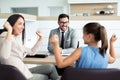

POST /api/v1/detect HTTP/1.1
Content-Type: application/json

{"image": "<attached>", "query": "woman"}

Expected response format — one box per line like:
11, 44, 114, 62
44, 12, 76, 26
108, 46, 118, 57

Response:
0, 14, 59, 80
50, 22, 116, 69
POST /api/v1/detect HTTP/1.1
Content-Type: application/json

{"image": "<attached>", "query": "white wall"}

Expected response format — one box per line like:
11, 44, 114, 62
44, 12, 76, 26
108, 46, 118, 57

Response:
0, 0, 120, 16
117, 0, 120, 15
0, 0, 69, 16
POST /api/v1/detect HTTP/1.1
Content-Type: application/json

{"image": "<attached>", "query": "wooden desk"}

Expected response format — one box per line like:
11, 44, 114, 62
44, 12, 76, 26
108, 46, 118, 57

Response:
24, 56, 56, 64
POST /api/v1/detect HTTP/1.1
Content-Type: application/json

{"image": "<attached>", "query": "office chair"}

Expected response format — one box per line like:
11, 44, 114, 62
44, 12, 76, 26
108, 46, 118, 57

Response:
60, 66, 120, 80
0, 29, 5, 34
0, 64, 27, 80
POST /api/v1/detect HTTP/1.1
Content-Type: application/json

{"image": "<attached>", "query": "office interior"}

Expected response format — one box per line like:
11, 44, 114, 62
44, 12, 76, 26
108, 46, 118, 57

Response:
0, 0, 120, 68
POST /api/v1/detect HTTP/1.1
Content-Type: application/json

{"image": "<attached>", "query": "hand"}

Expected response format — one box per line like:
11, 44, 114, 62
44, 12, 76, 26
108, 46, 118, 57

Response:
110, 34, 117, 43
50, 34, 59, 45
36, 30, 43, 41
3, 22, 12, 32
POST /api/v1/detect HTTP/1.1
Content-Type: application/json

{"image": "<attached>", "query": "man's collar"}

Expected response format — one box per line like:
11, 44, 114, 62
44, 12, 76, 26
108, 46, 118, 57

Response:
59, 27, 69, 33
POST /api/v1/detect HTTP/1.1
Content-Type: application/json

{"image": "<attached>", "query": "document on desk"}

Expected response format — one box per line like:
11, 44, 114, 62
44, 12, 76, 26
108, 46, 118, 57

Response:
61, 48, 75, 56
49, 51, 74, 56
61, 53, 71, 56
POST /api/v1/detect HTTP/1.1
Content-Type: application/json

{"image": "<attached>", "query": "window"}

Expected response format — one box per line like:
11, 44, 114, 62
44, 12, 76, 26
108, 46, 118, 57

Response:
11, 7, 38, 16
49, 6, 63, 16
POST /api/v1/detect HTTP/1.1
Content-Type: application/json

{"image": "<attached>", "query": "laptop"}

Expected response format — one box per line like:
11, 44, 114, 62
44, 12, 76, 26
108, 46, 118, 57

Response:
26, 51, 49, 58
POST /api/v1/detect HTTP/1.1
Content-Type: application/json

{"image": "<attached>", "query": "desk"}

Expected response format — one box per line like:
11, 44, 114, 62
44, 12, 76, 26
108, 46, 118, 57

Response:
24, 56, 56, 64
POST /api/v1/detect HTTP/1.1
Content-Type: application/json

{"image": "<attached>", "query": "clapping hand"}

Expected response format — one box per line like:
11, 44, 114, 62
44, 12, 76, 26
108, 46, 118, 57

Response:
110, 34, 117, 43
36, 30, 43, 41
50, 34, 62, 53
3, 22, 12, 33
50, 34, 59, 45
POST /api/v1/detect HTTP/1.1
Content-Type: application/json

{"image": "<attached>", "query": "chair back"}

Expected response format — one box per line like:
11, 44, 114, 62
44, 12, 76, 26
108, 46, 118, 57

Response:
61, 67, 120, 80
0, 64, 27, 80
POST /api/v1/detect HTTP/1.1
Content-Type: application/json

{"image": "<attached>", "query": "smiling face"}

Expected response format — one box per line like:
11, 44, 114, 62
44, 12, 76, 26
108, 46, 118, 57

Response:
13, 17, 25, 36
58, 17, 69, 31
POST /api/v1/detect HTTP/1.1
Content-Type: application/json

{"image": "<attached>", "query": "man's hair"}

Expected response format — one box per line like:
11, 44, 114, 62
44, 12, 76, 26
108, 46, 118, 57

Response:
58, 13, 69, 22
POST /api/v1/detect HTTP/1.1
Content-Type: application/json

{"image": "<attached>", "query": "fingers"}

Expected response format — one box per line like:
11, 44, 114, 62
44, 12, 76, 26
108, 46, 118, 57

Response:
52, 34, 58, 39
3, 22, 12, 32
36, 30, 43, 38
112, 34, 116, 38
50, 34, 59, 44
112, 34, 117, 40
4, 22, 10, 28
110, 34, 117, 42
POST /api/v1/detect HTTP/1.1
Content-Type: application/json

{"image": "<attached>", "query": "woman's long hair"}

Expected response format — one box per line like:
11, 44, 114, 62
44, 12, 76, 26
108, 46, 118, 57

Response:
1, 14, 25, 44
83, 22, 108, 56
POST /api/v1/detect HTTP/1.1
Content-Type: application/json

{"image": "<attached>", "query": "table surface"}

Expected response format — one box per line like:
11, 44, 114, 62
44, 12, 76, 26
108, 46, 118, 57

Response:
24, 55, 57, 64
23, 51, 68, 64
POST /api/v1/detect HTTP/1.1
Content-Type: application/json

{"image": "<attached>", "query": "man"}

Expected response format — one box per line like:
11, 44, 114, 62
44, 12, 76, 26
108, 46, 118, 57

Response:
48, 13, 79, 75
48, 13, 79, 55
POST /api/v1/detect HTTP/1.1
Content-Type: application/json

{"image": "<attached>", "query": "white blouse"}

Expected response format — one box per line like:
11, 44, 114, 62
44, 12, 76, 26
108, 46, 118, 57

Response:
0, 32, 41, 79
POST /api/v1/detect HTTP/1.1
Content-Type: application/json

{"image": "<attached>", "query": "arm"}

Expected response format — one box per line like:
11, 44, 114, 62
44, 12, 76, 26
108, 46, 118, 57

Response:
4, 22, 12, 40
25, 30, 43, 55
108, 34, 117, 64
31, 30, 43, 51
50, 34, 81, 68
0, 22, 12, 59
47, 30, 54, 54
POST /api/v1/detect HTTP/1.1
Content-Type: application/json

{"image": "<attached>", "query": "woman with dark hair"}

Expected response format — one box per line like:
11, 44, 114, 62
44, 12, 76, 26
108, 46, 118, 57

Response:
50, 22, 117, 69
0, 14, 59, 80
